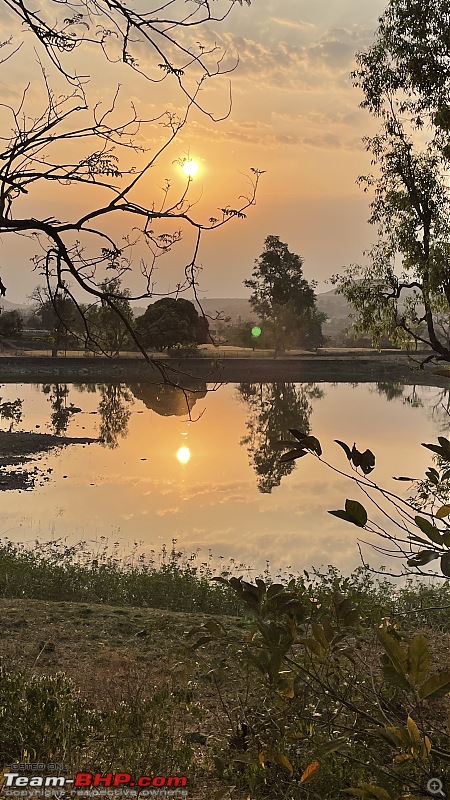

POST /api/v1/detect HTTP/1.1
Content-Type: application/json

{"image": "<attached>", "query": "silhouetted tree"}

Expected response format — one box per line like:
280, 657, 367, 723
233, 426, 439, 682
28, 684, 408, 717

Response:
0, 310, 23, 339
85, 278, 134, 356
0, 0, 260, 364
332, 0, 450, 363
244, 236, 326, 354
135, 298, 209, 351
32, 288, 85, 357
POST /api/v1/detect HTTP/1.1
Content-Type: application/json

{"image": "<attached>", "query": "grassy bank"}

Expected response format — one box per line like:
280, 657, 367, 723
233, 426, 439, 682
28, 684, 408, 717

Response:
1, 541, 449, 799
1, 539, 450, 627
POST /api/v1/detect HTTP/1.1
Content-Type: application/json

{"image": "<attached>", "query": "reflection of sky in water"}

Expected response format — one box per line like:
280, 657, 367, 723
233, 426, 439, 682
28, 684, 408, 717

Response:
0, 382, 447, 576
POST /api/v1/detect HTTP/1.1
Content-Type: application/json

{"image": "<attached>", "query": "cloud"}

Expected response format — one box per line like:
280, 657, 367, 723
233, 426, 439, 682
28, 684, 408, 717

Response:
201, 24, 374, 91
269, 17, 316, 32
155, 507, 181, 517
187, 116, 361, 151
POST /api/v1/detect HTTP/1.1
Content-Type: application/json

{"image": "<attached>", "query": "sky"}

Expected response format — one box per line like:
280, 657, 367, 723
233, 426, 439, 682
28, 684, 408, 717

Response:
0, 0, 388, 305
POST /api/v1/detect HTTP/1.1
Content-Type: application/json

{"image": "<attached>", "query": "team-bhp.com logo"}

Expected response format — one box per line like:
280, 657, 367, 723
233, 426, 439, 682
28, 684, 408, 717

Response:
2, 772, 188, 792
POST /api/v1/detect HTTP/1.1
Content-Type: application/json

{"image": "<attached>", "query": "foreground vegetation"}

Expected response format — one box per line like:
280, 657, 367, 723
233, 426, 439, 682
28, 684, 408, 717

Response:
0, 542, 449, 799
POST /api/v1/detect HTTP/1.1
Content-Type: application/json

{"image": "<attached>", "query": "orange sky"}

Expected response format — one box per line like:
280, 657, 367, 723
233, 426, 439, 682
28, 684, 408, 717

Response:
1, 0, 388, 305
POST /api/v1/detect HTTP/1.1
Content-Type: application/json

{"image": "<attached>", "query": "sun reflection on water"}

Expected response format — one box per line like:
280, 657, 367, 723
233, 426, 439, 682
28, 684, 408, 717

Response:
176, 446, 191, 464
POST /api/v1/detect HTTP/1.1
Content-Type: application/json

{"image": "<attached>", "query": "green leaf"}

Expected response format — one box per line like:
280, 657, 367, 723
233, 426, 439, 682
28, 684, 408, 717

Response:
299, 435, 322, 456
289, 428, 308, 441
414, 516, 444, 544
316, 737, 349, 757
422, 438, 450, 461
329, 499, 367, 528
344, 785, 393, 800
266, 583, 285, 598
359, 449, 376, 474
345, 499, 368, 526
302, 636, 327, 658
419, 671, 450, 699
436, 505, 450, 519
279, 448, 307, 463
407, 635, 429, 686
407, 550, 439, 567
335, 439, 352, 460
273, 751, 293, 775
376, 628, 407, 679
312, 623, 329, 650
333, 592, 360, 625
441, 552, 450, 577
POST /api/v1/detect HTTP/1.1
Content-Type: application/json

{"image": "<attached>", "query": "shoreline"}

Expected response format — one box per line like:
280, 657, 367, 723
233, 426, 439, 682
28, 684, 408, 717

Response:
0, 352, 448, 386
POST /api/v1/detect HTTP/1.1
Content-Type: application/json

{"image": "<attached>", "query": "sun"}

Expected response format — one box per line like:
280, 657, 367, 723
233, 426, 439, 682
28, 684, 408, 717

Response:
182, 160, 199, 178
176, 446, 191, 464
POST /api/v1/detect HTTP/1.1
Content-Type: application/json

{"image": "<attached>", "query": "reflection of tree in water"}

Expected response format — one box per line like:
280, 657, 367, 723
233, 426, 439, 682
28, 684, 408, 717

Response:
374, 382, 450, 431
237, 383, 324, 493
42, 384, 81, 435
374, 382, 405, 402
128, 380, 207, 417
72, 383, 134, 448
98, 385, 134, 449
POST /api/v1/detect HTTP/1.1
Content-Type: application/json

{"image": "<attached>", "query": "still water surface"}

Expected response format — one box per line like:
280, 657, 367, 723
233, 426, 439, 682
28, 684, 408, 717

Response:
0, 380, 447, 575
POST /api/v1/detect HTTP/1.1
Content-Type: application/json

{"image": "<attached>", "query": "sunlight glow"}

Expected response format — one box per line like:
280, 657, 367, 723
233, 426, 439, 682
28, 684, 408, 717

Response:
182, 160, 199, 177
176, 446, 191, 464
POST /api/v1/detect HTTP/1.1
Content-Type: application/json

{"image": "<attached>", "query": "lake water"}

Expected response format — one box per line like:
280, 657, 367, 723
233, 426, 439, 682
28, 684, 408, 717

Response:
0, 380, 447, 576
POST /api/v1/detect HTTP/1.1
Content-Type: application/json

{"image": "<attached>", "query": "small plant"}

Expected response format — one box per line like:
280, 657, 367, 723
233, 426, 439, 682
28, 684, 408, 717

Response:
278, 430, 450, 580
189, 577, 450, 799
0, 666, 95, 763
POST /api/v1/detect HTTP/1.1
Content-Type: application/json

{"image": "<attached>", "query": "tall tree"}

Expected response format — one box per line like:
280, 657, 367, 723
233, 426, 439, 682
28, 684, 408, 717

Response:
31, 286, 85, 357
85, 278, 134, 356
0, 310, 23, 339
244, 236, 325, 354
332, 0, 450, 362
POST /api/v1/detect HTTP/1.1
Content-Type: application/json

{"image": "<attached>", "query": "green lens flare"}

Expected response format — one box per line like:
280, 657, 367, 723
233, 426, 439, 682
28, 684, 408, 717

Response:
251, 326, 262, 338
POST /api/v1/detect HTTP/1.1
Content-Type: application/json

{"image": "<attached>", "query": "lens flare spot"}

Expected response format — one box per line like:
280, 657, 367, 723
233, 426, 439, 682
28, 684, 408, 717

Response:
251, 326, 262, 338
176, 446, 191, 464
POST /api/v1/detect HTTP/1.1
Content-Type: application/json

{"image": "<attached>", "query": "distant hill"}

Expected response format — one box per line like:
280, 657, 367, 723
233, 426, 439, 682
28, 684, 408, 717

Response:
316, 289, 353, 339
0, 299, 31, 314
198, 298, 254, 323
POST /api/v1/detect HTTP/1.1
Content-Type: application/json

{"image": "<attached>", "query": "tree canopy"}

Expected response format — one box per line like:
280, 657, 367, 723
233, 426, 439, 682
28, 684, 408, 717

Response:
0, 310, 23, 339
135, 297, 209, 351
332, 0, 450, 362
244, 236, 325, 353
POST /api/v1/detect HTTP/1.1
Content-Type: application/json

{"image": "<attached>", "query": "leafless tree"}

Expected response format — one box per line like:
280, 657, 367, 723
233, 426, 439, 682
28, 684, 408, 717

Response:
0, 0, 261, 367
